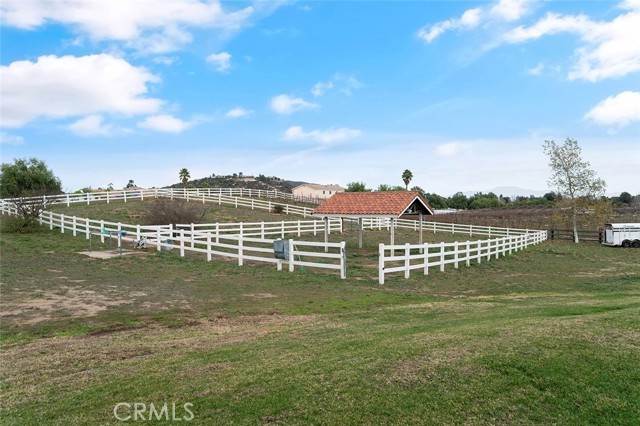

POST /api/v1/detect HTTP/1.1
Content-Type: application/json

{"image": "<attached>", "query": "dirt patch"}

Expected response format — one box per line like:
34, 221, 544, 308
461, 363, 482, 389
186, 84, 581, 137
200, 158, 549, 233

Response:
244, 293, 278, 299
76, 250, 147, 259
0, 288, 148, 325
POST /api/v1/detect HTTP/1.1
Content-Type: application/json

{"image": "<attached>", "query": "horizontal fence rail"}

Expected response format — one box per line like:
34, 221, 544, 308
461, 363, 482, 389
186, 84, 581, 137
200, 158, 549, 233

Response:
175, 218, 343, 240
378, 230, 547, 284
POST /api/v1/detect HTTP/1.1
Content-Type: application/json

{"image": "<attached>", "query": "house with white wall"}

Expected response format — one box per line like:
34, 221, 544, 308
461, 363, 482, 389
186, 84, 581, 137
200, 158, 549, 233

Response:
292, 183, 345, 200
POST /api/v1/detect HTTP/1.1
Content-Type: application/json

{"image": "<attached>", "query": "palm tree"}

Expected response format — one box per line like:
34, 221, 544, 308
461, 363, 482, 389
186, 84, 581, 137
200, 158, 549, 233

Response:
402, 169, 413, 190
179, 168, 190, 186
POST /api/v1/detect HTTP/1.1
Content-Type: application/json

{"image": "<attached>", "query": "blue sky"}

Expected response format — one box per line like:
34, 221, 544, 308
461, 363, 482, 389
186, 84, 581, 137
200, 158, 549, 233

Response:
1, 0, 639, 196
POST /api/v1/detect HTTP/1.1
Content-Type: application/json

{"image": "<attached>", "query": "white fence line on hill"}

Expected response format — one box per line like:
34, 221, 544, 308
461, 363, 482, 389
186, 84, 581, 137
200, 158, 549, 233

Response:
0, 188, 319, 215
24, 210, 347, 278
378, 230, 547, 284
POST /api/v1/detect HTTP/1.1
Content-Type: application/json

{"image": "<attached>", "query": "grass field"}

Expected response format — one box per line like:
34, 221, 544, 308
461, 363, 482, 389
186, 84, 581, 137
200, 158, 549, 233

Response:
1, 209, 639, 425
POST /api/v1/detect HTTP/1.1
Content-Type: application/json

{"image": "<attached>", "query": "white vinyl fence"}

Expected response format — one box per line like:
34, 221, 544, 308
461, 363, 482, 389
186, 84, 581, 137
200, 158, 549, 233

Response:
25, 210, 347, 278
0, 188, 317, 217
378, 229, 547, 284
175, 218, 343, 240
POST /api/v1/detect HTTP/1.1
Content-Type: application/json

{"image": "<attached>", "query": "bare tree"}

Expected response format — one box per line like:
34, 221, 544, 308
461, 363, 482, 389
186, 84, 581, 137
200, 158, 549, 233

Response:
543, 138, 606, 243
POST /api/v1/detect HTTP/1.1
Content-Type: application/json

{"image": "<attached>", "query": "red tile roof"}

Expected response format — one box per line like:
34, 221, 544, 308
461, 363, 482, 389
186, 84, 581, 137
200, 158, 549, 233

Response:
313, 191, 433, 217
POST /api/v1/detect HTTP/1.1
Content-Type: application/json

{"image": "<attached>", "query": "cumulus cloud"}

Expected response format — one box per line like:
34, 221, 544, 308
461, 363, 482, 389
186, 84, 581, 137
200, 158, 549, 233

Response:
270, 95, 318, 115
435, 142, 473, 157
0, 54, 162, 128
138, 114, 193, 133
225, 107, 253, 118
68, 114, 113, 136
283, 126, 362, 145
503, 1, 640, 81
585, 91, 640, 127
0, 0, 254, 53
206, 51, 231, 72
0, 132, 24, 145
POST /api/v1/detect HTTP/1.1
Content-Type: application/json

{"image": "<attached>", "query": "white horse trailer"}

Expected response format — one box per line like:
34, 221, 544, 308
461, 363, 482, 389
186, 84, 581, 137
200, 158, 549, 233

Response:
602, 223, 640, 248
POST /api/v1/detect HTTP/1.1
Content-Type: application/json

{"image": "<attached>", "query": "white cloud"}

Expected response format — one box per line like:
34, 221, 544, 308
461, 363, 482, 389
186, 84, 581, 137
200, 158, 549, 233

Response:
503, 2, 640, 81
0, 54, 162, 128
153, 56, 178, 66
490, 0, 536, 22
225, 107, 253, 118
585, 91, 640, 127
206, 51, 231, 72
282, 126, 362, 145
270, 95, 318, 115
311, 81, 334, 97
138, 114, 192, 133
527, 62, 545, 75
418, 7, 482, 43
0, 0, 254, 53
435, 142, 473, 157
0, 132, 24, 145
68, 114, 113, 136
311, 73, 363, 97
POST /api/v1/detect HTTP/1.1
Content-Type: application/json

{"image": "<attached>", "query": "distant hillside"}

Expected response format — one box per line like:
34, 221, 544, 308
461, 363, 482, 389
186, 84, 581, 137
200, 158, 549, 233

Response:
166, 174, 307, 194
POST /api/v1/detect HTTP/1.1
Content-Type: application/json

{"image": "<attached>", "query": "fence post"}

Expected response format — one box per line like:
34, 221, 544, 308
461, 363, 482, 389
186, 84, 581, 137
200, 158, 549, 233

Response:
215, 223, 219, 243
206, 233, 212, 261
85, 217, 90, 239
440, 242, 445, 272
86, 193, 90, 205
404, 243, 411, 279
72, 216, 77, 236
124, 191, 127, 203
60, 215, 65, 233
180, 230, 185, 257
288, 239, 294, 272
453, 241, 459, 269
379, 244, 385, 285
238, 234, 244, 266
261, 222, 265, 239
100, 220, 105, 243
117, 223, 122, 248
297, 220, 301, 237
190, 223, 195, 248
466, 241, 470, 267
281, 221, 285, 239
340, 241, 347, 279
66, 194, 70, 206
157, 229, 161, 251
423, 243, 429, 275
477, 240, 482, 264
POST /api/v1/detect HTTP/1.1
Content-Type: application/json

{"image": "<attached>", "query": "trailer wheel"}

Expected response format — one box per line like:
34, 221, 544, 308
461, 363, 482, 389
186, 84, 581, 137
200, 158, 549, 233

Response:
632, 240, 640, 248
621, 240, 631, 248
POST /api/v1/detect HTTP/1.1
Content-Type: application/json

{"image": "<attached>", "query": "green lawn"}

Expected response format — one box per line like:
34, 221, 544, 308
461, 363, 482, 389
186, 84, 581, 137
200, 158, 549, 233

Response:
1, 216, 639, 425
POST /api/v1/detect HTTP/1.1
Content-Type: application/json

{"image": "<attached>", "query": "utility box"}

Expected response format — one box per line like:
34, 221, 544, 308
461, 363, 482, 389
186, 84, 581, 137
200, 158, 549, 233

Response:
273, 239, 290, 260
